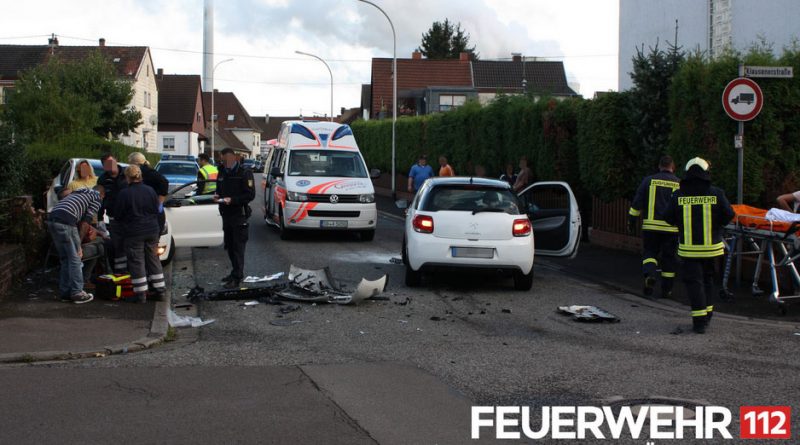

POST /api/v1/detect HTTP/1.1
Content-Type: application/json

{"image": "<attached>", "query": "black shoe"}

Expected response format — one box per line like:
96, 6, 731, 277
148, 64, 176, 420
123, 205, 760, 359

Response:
643, 277, 656, 296
660, 289, 672, 299
221, 274, 235, 283
705, 312, 712, 328
223, 280, 241, 289
692, 318, 706, 334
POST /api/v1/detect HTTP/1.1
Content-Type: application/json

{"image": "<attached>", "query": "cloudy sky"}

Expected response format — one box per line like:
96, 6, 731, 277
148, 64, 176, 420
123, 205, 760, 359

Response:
1, 0, 618, 118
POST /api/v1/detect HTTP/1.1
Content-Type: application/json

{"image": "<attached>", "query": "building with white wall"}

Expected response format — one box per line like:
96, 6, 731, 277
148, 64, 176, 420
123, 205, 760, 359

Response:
619, 0, 800, 91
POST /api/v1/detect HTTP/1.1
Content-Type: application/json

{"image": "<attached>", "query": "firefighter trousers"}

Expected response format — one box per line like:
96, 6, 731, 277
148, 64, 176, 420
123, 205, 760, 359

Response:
681, 257, 717, 327
641, 230, 678, 292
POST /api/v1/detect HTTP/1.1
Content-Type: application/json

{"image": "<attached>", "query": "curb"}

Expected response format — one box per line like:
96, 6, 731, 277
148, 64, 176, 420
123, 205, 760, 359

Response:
536, 258, 800, 329
0, 270, 172, 364
378, 210, 405, 223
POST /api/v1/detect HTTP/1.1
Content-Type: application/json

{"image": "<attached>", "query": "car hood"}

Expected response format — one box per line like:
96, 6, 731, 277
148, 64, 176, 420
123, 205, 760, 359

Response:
285, 177, 374, 194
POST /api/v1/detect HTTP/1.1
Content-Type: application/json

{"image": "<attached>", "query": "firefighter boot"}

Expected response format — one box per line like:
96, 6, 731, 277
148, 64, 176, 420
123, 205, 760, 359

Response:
705, 306, 713, 329
692, 316, 706, 334
643, 276, 656, 297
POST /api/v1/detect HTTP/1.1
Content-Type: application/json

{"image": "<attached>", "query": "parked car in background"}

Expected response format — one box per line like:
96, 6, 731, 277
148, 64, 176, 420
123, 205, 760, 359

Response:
47, 158, 223, 264
402, 177, 581, 290
155, 155, 199, 192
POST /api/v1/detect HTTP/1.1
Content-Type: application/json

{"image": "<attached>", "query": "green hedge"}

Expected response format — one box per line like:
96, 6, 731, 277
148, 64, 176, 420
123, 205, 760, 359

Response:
23, 133, 159, 208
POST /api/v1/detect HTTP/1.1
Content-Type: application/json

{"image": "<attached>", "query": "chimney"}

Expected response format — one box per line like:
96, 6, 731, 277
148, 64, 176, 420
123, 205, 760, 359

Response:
156, 68, 163, 79
412, 51, 422, 60
99, 38, 106, 47
512, 52, 522, 62
48, 33, 59, 47
459, 52, 470, 61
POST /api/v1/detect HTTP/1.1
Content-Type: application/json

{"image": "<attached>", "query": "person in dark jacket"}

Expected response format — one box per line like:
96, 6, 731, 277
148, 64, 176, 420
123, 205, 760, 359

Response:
663, 157, 735, 333
114, 165, 165, 303
128, 152, 169, 233
215, 148, 256, 289
628, 155, 680, 297
97, 153, 128, 273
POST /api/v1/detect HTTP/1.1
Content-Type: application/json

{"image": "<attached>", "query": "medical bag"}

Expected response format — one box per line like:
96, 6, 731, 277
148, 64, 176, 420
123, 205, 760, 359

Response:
96, 274, 135, 301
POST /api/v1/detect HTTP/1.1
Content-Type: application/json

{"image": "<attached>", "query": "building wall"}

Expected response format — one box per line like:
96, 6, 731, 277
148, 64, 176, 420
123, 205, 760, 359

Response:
158, 131, 200, 157
231, 129, 259, 158
618, 0, 707, 91
619, 0, 800, 91
120, 50, 158, 151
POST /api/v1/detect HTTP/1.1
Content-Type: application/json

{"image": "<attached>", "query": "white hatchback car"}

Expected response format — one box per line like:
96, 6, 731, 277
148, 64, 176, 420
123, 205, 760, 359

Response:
48, 158, 223, 264
403, 177, 581, 290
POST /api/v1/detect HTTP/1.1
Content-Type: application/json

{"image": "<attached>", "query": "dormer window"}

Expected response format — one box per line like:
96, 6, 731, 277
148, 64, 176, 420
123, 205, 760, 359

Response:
227, 114, 234, 121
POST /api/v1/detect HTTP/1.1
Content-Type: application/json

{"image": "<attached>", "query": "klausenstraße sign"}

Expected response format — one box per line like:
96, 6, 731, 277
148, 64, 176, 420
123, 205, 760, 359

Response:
744, 66, 794, 78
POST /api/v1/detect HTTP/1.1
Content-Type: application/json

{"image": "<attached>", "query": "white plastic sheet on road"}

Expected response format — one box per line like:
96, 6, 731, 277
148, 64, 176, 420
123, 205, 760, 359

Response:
167, 309, 216, 328
242, 272, 285, 283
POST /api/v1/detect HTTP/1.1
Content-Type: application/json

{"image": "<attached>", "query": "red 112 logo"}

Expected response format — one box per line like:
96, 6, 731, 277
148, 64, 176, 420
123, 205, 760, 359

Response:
740, 406, 791, 439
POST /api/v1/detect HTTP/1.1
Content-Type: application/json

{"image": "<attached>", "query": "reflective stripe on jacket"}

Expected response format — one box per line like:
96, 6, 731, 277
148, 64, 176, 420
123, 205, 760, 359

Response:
663, 183, 735, 258
199, 164, 219, 193
629, 171, 680, 233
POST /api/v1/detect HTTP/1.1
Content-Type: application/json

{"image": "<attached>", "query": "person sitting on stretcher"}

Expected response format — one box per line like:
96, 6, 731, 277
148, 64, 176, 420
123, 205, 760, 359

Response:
776, 190, 800, 212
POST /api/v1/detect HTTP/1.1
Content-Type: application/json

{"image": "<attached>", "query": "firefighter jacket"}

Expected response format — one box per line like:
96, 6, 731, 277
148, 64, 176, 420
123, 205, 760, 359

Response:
629, 170, 680, 233
217, 162, 256, 217
198, 164, 219, 194
663, 177, 735, 258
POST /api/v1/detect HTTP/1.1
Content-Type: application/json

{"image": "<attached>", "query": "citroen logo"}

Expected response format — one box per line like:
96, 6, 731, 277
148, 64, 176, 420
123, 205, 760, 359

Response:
329, 194, 339, 203
468, 223, 478, 231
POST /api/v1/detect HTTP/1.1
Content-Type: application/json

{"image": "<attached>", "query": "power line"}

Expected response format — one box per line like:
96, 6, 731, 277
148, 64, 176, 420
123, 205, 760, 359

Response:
0, 34, 51, 40
214, 77, 363, 86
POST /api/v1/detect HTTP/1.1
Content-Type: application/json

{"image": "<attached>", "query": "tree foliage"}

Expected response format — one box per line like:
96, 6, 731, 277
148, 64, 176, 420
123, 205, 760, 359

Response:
417, 19, 477, 59
2, 51, 141, 143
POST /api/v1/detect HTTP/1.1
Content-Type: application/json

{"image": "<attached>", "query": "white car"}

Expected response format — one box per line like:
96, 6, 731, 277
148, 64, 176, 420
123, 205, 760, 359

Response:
47, 159, 223, 264
403, 177, 581, 290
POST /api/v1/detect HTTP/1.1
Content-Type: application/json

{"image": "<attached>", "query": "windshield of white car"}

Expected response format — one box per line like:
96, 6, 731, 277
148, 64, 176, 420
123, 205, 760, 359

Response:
156, 163, 198, 176
288, 150, 368, 178
422, 185, 521, 214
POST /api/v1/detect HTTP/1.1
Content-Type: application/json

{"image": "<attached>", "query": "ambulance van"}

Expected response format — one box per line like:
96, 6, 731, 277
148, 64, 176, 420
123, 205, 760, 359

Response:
262, 121, 379, 241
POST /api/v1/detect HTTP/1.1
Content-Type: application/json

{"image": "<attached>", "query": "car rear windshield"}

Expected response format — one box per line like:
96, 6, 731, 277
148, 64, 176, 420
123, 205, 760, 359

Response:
421, 185, 521, 214
156, 163, 198, 176
288, 150, 367, 177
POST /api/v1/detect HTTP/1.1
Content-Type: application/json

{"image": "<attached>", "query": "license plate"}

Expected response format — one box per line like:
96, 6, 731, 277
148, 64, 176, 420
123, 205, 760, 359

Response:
320, 220, 348, 228
451, 247, 494, 259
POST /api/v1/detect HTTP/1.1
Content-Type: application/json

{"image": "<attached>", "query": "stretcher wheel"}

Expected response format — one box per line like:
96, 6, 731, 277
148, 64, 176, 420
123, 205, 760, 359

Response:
719, 289, 734, 302
778, 304, 788, 316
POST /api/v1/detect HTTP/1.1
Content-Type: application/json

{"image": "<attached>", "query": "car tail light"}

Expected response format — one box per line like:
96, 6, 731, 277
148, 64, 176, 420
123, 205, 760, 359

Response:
413, 215, 434, 233
512, 218, 532, 237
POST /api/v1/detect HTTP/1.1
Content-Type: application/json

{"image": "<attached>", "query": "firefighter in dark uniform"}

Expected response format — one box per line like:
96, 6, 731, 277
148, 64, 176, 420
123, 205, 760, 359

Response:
664, 157, 734, 334
215, 148, 256, 289
628, 155, 680, 297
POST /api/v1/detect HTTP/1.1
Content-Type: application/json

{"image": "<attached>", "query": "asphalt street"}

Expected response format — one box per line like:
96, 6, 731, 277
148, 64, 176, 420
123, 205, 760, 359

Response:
2, 174, 799, 444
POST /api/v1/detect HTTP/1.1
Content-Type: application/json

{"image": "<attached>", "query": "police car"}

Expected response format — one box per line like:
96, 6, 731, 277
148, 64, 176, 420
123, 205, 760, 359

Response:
48, 158, 223, 264
155, 154, 199, 192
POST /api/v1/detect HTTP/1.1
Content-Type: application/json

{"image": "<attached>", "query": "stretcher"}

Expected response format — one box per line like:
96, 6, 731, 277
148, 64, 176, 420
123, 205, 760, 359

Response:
721, 205, 800, 314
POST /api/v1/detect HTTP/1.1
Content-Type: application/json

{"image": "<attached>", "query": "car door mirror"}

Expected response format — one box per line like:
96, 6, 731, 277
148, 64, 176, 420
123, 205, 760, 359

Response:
270, 167, 283, 178
370, 168, 381, 179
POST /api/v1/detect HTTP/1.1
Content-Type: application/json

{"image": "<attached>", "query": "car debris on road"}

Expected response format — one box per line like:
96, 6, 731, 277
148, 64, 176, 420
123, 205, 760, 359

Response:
558, 305, 620, 322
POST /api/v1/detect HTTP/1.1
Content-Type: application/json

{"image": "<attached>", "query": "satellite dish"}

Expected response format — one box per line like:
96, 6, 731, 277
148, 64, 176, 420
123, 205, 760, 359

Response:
149, 114, 158, 126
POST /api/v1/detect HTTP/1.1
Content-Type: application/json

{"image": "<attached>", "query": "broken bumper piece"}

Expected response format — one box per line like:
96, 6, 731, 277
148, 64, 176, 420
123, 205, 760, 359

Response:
558, 305, 620, 322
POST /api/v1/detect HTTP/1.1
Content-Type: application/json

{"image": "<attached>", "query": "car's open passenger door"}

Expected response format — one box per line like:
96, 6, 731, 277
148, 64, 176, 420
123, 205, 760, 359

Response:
518, 181, 581, 258
164, 181, 224, 247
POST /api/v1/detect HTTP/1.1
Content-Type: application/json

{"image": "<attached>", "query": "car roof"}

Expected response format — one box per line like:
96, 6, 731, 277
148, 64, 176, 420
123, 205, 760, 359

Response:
426, 176, 512, 189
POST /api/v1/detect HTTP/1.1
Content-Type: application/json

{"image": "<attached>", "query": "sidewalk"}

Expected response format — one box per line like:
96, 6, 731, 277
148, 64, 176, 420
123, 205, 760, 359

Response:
375, 194, 800, 322
0, 265, 170, 363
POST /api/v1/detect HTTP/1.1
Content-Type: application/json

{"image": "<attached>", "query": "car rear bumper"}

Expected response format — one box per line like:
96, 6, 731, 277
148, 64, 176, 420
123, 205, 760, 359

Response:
407, 233, 534, 274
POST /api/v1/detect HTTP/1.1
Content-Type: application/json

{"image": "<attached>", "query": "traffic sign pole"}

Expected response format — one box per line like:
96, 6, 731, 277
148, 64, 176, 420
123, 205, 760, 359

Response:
737, 63, 744, 205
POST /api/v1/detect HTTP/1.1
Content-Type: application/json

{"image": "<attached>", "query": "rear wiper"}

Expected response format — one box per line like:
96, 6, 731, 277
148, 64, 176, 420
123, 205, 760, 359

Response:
472, 208, 505, 215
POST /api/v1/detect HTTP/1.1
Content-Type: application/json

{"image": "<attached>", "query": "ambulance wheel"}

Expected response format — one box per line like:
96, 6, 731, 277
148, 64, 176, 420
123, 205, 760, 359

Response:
279, 208, 293, 240
360, 229, 375, 241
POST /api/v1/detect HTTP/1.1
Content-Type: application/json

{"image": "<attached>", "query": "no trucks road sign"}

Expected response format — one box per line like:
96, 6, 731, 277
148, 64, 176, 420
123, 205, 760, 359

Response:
722, 77, 763, 121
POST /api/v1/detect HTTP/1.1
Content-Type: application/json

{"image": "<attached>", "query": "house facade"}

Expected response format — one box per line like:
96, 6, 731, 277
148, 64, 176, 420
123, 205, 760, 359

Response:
156, 72, 206, 156
0, 37, 158, 150
202, 91, 260, 158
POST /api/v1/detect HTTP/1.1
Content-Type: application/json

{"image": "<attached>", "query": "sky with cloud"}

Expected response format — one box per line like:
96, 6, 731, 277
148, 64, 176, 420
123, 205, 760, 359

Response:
1, 0, 618, 118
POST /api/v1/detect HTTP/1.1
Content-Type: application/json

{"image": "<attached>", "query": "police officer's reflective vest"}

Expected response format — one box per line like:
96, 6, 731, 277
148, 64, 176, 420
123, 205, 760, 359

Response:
199, 164, 219, 194
629, 171, 680, 233
664, 185, 735, 258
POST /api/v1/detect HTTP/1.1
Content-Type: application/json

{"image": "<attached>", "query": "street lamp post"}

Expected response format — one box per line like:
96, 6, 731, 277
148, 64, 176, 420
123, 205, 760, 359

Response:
357, 0, 396, 198
211, 58, 233, 156
295, 50, 333, 122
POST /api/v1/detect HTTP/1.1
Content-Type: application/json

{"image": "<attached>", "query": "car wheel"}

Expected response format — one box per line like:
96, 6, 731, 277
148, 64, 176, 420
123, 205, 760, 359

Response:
404, 248, 422, 287
401, 238, 408, 265
161, 237, 175, 266
513, 268, 534, 291
359, 229, 375, 242
279, 207, 293, 240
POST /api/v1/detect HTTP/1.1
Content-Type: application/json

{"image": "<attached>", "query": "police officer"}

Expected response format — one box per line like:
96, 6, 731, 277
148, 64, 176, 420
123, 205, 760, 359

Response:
628, 155, 680, 298
664, 157, 734, 334
215, 148, 256, 289
197, 153, 219, 195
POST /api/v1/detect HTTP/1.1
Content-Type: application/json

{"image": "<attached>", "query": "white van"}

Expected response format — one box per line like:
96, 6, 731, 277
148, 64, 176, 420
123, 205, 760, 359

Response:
262, 121, 379, 241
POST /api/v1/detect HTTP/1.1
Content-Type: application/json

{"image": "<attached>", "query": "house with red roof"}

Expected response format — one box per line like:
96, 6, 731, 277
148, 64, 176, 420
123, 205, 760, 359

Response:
202, 91, 260, 158
155, 71, 206, 156
0, 35, 159, 150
